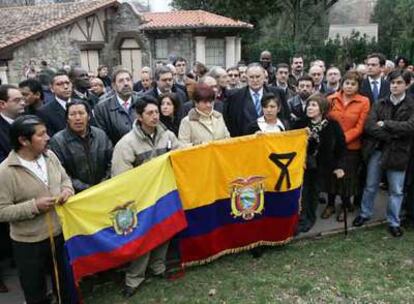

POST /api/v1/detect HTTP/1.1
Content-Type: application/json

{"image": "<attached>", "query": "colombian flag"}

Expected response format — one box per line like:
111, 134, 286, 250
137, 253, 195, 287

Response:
170, 129, 307, 266
56, 153, 187, 283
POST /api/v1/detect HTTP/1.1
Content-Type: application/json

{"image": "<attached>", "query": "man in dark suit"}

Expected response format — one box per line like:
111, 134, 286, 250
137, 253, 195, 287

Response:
69, 66, 99, 110
0, 84, 26, 162
0, 84, 25, 293
225, 63, 289, 137
145, 65, 187, 118
360, 53, 390, 105
309, 65, 328, 94
37, 72, 73, 136
288, 75, 314, 127
94, 69, 141, 145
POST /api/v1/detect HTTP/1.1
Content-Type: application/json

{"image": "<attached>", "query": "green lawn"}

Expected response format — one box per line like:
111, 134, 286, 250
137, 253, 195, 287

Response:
81, 225, 414, 303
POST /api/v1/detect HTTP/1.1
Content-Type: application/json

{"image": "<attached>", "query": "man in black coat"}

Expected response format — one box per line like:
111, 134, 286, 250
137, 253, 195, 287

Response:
69, 66, 99, 110
145, 65, 188, 118
37, 72, 73, 136
225, 63, 289, 137
288, 75, 314, 127
0, 84, 25, 292
360, 53, 390, 105
94, 69, 141, 145
353, 70, 414, 237
0, 84, 26, 162
49, 100, 113, 193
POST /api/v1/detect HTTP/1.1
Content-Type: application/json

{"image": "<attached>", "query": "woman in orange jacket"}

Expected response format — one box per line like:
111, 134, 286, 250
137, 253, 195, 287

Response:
322, 70, 370, 221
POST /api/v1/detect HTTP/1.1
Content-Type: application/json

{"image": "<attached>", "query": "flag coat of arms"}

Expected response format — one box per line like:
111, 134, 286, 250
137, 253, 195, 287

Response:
56, 153, 187, 283
170, 129, 307, 266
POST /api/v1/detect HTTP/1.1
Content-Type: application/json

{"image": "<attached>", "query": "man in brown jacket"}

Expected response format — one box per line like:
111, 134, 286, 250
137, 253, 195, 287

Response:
0, 115, 74, 304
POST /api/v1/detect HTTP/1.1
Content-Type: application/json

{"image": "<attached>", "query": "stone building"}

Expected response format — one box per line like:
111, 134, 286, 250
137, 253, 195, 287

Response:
0, 0, 252, 84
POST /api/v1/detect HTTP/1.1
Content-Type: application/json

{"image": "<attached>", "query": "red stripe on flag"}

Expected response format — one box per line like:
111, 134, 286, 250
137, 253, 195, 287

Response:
71, 210, 187, 282
179, 215, 299, 264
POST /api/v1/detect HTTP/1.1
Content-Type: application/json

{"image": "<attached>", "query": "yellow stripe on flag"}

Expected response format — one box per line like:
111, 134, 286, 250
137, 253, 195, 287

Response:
56, 153, 177, 239
170, 129, 308, 210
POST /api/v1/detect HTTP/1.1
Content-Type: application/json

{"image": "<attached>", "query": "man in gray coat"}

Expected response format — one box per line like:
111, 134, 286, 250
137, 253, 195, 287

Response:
111, 95, 180, 297
94, 69, 142, 145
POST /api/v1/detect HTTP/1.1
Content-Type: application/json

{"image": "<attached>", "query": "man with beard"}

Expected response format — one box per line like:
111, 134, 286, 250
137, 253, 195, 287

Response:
94, 69, 142, 145
289, 55, 305, 88
260, 51, 276, 85
69, 67, 99, 109
288, 75, 315, 127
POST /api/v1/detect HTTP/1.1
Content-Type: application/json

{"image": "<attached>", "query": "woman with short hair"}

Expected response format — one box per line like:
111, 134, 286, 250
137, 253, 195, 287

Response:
323, 70, 370, 221
178, 83, 229, 146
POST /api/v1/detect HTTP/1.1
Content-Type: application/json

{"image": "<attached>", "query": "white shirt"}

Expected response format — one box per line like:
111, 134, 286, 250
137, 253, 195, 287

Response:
17, 154, 49, 186
368, 76, 382, 94
0, 113, 14, 125
390, 93, 406, 106
55, 96, 70, 110
116, 94, 132, 110
257, 116, 285, 133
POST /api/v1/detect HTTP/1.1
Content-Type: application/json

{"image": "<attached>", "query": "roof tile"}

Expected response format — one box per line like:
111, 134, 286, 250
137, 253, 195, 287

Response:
0, 0, 117, 50
141, 10, 253, 30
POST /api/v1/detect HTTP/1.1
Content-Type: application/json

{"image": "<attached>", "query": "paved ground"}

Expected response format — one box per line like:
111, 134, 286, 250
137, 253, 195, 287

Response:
0, 192, 390, 304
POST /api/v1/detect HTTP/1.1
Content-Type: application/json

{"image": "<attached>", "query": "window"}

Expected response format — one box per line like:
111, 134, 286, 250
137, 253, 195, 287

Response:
80, 50, 99, 73
205, 39, 225, 67
155, 39, 168, 59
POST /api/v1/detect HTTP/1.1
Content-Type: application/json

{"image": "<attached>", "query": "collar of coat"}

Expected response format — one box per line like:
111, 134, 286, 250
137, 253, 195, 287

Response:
5, 149, 50, 167
188, 108, 221, 121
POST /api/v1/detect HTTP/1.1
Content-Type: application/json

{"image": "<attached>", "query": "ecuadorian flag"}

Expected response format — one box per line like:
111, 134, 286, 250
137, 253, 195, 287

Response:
170, 129, 307, 266
56, 153, 187, 283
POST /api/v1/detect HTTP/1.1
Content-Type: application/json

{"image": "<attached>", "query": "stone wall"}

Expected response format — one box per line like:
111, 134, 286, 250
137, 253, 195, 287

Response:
102, 3, 150, 69
7, 27, 80, 84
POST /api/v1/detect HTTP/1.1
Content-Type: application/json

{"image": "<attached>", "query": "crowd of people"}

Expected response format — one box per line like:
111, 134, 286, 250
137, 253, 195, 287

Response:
0, 51, 414, 303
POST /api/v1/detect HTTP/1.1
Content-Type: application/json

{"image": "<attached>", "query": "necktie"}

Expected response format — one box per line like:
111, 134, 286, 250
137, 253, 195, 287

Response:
123, 101, 129, 112
253, 92, 261, 116
372, 80, 379, 103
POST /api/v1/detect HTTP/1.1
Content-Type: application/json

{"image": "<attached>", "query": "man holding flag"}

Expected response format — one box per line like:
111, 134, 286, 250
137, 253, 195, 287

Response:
112, 95, 181, 297
0, 115, 73, 304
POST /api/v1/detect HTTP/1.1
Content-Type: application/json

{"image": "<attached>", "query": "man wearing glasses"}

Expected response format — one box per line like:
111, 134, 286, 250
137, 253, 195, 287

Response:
227, 66, 242, 89
37, 72, 73, 136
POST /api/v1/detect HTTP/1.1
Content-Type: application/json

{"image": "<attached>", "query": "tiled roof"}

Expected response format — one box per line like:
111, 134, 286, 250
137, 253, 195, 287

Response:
0, 0, 118, 51
141, 10, 253, 30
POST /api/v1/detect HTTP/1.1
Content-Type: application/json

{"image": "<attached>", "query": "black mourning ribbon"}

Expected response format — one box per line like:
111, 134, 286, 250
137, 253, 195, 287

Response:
269, 152, 297, 191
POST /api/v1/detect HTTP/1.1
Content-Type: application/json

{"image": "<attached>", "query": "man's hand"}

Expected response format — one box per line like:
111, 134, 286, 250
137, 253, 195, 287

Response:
35, 197, 56, 212
333, 169, 345, 179
56, 189, 73, 205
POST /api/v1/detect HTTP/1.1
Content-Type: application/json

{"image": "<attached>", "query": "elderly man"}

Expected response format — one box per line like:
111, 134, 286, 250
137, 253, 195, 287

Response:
89, 77, 106, 98
326, 67, 342, 94
225, 63, 289, 137
133, 67, 153, 93
49, 100, 113, 193
94, 69, 142, 145
309, 65, 327, 94
111, 96, 180, 297
0, 115, 74, 303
